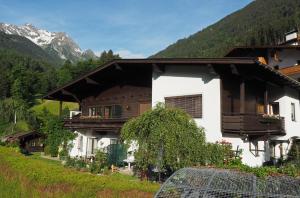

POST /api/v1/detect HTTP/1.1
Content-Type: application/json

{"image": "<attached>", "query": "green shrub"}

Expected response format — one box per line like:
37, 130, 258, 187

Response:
64, 157, 87, 170
64, 156, 76, 167
89, 150, 109, 174
40, 110, 76, 157
58, 148, 69, 160
121, 103, 206, 172
43, 145, 51, 156
205, 143, 225, 165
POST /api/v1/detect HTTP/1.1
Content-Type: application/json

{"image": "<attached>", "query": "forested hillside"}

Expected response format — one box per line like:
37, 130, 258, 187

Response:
0, 49, 120, 135
0, 31, 62, 65
153, 0, 300, 58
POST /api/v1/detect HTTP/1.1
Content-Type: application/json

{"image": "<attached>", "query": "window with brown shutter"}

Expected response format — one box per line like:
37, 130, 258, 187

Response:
165, 94, 202, 118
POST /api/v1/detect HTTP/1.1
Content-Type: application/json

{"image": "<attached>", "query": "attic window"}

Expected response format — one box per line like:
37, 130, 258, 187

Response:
165, 94, 202, 118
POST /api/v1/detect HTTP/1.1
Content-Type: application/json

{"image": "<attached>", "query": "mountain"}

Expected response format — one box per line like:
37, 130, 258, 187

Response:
0, 31, 61, 64
0, 23, 97, 62
152, 0, 300, 58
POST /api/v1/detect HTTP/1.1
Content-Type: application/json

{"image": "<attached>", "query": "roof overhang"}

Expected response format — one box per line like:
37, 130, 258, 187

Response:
44, 58, 300, 102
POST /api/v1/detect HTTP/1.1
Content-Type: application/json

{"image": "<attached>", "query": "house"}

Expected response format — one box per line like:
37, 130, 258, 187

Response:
2, 131, 45, 152
44, 56, 300, 167
225, 31, 300, 82
45, 62, 152, 159
282, 30, 300, 46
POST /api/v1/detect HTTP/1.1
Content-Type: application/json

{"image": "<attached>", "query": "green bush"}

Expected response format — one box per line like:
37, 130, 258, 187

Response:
121, 103, 206, 172
40, 111, 76, 157
89, 150, 109, 174
64, 157, 87, 171
58, 148, 69, 160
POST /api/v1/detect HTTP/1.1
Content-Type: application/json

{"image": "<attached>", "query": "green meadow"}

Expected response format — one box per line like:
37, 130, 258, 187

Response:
0, 146, 159, 198
32, 99, 79, 115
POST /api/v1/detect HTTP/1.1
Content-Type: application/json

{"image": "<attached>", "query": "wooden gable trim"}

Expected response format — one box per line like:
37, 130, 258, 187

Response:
279, 65, 300, 76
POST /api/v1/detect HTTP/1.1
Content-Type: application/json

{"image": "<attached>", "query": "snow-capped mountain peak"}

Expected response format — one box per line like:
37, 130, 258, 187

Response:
0, 22, 95, 62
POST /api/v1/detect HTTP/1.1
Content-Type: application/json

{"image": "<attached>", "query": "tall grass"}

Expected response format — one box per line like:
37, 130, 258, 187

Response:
0, 146, 159, 197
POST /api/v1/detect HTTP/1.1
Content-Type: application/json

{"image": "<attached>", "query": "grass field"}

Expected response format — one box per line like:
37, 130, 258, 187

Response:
0, 146, 159, 198
32, 99, 79, 115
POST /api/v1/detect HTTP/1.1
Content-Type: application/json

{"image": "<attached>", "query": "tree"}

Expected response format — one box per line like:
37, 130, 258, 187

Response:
41, 109, 76, 157
57, 60, 74, 86
121, 103, 206, 173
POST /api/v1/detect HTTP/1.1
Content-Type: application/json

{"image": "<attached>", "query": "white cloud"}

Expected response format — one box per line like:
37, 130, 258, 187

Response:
115, 50, 145, 59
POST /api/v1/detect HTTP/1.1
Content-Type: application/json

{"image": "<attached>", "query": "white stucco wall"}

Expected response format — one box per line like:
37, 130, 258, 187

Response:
276, 88, 300, 139
152, 65, 222, 142
69, 130, 119, 158
152, 65, 300, 167
222, 136, 269, 167
271, 87, 300, 159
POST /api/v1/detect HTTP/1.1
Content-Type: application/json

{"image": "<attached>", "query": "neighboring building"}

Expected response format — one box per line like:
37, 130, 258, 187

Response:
45, 57, 300, 167
282, 30, 300, 46
45, 62, 152, 159
226, 30, 300, 82
2, 131, 45, 152
225, 45, 300, 71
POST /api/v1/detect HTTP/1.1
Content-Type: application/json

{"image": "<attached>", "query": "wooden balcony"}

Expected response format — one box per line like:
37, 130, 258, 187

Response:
64, 116, 129, 132
222, 113, 285, 136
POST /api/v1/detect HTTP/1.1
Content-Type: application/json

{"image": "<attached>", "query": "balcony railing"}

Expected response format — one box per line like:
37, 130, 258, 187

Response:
222, 113, 285, 136
64, 115, 129, 131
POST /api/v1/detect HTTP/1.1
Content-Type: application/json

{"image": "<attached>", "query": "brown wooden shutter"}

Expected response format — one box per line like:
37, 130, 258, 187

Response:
165, 94, 202, 118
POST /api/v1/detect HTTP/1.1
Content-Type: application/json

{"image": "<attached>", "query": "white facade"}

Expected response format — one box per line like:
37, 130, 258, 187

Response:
69, 130, 119, 158
152, 65, 222, 142
152, 64, 300, 167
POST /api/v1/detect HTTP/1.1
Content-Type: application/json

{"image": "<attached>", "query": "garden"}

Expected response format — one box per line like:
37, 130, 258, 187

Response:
0, 146, 159, 198
0, 104, 299, 198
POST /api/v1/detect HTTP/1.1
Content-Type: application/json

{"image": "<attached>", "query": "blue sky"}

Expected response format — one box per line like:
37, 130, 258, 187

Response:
0, 0, 252, 58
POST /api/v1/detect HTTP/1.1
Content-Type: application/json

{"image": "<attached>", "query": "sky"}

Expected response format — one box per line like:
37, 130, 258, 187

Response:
0, 0, 253, 58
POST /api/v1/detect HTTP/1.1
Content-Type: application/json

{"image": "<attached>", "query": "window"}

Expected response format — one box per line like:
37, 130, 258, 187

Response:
111, 105, 122, 118
110, 138, 118, 145
291, 103, 296, 121
88, 107, 96, 116
88, 105, 122, 118
269, 102, 279, 115
165, 94, 202, 118
87, 138, 98, 155
77, 136, 83, 152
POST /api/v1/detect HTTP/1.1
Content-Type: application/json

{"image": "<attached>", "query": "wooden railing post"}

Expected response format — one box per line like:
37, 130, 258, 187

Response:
59, 101, 63, 117
264, 86, 268, 114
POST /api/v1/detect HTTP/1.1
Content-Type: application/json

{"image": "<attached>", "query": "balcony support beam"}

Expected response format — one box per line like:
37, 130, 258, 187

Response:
240, 80, 245, 114
264, 86, 268, 114
59, 101, 63, 117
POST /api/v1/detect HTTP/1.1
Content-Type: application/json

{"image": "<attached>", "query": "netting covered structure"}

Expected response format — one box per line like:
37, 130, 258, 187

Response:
155, 168, 300, 198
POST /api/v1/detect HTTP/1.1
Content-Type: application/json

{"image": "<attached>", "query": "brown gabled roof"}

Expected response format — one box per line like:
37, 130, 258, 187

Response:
44, 58, 300, 102
44, 58, 256, 102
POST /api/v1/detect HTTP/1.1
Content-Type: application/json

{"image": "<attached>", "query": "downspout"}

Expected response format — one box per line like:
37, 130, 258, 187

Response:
85, 137, 88, 159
